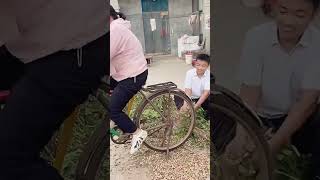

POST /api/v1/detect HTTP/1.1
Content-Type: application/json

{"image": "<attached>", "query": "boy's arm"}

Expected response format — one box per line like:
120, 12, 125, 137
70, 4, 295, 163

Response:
195, 76, 210, 109
194, 90, 210, 110
184, 71, 192, 97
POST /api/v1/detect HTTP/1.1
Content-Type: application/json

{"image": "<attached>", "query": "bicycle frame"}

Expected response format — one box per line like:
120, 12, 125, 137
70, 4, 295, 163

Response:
53, 108, 79, 171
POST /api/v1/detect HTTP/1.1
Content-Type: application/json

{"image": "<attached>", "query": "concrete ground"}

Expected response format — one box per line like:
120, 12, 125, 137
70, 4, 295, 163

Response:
145, 55, 193, 90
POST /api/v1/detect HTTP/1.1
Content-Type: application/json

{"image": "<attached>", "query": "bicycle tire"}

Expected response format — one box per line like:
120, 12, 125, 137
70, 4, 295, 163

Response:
212, 100, 273, 180
75, 117, 109, 180
133, 89, 196, 152
74, 86, 110, 180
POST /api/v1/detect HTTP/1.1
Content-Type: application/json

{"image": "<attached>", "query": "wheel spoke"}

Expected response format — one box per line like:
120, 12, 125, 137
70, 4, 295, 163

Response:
166, 126, 173, 150
144, 123, 167, 136
161, 127, 169, 147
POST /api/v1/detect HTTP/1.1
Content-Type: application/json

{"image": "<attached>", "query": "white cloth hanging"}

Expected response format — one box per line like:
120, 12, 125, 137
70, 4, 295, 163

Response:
150, 18, 156, 31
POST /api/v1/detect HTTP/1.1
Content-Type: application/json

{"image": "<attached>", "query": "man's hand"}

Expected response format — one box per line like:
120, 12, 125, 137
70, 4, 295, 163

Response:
263, 127, 288, 156
268, 133, 290, 156
268, 90, 319, 157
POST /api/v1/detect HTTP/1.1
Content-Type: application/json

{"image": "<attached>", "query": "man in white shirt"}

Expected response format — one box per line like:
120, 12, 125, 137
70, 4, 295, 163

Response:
176, 54, 210, 117
0, 2, 107, 179
238, 0, 320, 178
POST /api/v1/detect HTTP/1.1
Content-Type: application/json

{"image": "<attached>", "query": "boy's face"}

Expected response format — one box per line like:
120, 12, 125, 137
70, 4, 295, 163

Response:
195, 59, 209, 75
274, 0, 315, 42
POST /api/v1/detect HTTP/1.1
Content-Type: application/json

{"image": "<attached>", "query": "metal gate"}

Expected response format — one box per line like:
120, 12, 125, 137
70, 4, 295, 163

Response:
141, 0, 171, 54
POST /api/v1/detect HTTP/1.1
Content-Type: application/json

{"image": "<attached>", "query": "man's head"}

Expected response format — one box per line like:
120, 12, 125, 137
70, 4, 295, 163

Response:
195, 54, 210, 75
274, 0, 319, 42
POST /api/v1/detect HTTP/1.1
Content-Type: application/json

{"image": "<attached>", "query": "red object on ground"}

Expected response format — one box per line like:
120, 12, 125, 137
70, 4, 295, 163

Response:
0, 90, 10, 102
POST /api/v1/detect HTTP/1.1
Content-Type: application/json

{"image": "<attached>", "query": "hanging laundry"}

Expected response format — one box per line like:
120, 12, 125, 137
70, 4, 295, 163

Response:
188, 14, 198, 25
150, 18, 156, 31
188, 13, 200, 34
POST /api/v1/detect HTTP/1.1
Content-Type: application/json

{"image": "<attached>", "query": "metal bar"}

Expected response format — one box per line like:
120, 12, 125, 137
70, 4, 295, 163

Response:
53, 108, 79, 171
145, 123, 167, 136
126, 96, 135, 115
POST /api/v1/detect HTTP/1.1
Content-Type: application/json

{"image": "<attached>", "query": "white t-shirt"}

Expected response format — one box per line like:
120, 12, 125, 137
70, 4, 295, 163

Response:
239, 22, 320, 118
184, 68, 210, 99
0, 0, 107, 63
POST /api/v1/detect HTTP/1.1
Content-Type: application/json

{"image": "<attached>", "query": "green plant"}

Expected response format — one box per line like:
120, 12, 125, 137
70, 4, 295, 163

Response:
275, 145, 312, 180
61, 95, 108, 180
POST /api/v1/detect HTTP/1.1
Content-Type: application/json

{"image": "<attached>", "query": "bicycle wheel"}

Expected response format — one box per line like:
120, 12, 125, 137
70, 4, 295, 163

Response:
75, 87, 110, 180
134, 89, 196, 152
212, 92, 273, 180
75, 117, 109, 180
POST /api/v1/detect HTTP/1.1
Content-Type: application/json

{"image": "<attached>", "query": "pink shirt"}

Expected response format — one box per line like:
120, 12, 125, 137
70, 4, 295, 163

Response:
110, 18, 147, 81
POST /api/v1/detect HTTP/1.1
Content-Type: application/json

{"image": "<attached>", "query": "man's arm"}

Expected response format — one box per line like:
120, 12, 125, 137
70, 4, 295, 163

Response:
270, 90, 319, 152
239, 84, 261, 111
238, 29, 263, 110
194, 90, 210, 110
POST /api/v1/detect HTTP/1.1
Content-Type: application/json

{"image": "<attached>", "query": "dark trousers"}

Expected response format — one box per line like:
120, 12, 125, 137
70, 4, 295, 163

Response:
260, 108, 320, 177
110, 70, 148, 133
0, 33, 108, 180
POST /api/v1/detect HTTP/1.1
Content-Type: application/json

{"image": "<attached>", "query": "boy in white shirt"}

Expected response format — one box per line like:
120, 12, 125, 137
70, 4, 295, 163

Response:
176, 54, 210, 117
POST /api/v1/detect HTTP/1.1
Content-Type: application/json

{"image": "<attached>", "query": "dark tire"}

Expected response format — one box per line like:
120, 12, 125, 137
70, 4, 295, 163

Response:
212, 103, 273, 180
75, 89, 110, 180
133, 89, 196, 152
212, 84, 273, 180
75, 118, 109, 180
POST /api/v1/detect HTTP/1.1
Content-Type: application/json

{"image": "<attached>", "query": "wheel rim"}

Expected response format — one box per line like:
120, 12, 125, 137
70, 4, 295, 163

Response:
212, 104, 272, 180
136, 90, 196, 151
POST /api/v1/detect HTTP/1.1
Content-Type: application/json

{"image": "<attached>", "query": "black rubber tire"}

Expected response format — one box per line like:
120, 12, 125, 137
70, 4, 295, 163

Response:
212, 103, 273, 180
212, 83, 273, 180
133, 89, 196, 152
75, 118, 109, 180
74, 85, 110, 180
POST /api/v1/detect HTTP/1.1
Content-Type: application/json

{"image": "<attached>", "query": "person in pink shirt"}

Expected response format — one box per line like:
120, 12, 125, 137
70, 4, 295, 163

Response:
110, 6, 148, 154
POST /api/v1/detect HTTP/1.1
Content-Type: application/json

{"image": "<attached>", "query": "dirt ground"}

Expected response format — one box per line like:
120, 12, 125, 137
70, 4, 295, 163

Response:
110, 140, 210, 180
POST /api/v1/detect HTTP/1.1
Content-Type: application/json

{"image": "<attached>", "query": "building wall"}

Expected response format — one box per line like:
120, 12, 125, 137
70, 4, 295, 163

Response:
117, 0, 209, 56
168, 0, 193, 56
110, 0, 120, 11
118, 0, 146, 51
202, 0, 210, 54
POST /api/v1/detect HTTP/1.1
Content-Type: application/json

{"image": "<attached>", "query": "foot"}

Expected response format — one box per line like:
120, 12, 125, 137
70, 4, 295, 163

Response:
130, 129, 148, 154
